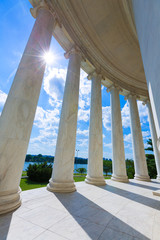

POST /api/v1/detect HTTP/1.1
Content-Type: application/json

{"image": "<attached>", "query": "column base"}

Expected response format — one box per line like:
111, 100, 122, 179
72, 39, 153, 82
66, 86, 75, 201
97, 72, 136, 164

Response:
47, 179, 76, 193
0, 187, 21, 215
134, 175, 151, 182
85, 176, 106, 186
111, 174, 129, 183
153, 190, 160, 196
156, 175, 160, 181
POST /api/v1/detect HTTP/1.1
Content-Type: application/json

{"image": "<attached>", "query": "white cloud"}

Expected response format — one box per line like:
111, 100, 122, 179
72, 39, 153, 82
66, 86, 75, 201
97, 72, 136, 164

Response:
43, 67, 67, 101
77, 128, 89, 137
0, 90, 7, 106
34, 106, 60, 129
137, 101, 148, 120
78, 109, 90, 122
124, 133, 132, 143
121, 100, 149, 129
121, 102, 130, 128
142, 130, 151, 139
78, 138, 88, 147
102, 106, 111, 131
104, 142, 112, 148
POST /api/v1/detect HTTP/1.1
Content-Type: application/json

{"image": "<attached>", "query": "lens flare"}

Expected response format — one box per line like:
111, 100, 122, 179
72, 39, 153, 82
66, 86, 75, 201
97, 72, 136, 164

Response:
43, 51, 54, 65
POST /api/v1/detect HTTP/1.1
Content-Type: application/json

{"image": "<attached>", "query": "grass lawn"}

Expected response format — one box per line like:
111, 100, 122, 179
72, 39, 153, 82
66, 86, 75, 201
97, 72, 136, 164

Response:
20, 175, 111, 191
20, 179, 48, 191
22, 171, 27, 176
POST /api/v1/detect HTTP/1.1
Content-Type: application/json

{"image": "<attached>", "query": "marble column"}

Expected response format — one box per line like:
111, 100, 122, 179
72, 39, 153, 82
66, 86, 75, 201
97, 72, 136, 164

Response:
127, 94, 150, 181
85, 72, 106, 186
144, 100, 160, 180
108, 85, 128, 182
132, 0, 160, 151
0, 2, 55, 215
47, 46, 81, 193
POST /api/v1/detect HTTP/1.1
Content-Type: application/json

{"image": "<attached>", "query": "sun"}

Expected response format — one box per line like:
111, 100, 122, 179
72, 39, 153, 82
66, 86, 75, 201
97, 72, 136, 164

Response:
43, 51, 54, 65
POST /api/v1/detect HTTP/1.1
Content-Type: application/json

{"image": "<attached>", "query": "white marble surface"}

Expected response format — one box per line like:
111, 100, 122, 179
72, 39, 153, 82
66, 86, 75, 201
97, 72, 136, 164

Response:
47, 47, 81, 193
110, 86, 128, 182
85, 72, 106, 186
0, 7, 54, 214
128, 95, 150, 181
1, 179, 160, 240
132, 0, 160, 141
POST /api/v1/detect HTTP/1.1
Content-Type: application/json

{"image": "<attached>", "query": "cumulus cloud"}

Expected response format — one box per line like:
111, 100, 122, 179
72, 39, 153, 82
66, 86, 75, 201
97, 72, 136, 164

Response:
142, 130, 151, 139
77, 128, 89, 137
34, 106, 60, 129
137, 101, 148, 124
104, 142, 112, 148
0, 90, 7, 106
102, 106, 111, 131
78, 109, 90, 122
43, 67, 67, 101
121, 100, 149, 129
121, 102, 130, 128
124, 133, 132, 143
29, 68, 91, 152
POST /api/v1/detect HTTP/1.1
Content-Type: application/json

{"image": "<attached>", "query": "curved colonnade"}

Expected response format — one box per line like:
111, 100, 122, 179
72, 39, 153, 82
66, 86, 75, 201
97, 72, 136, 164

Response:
0, 0, 160, 214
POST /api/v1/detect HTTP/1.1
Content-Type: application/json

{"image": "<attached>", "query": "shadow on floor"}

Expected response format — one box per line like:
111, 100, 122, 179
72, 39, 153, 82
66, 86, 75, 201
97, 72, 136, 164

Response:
128, 181, 160, 191
0, 212, 13, 240
98, 184, 160, 211
150, 180, 160, 184
54, 190, 150, 240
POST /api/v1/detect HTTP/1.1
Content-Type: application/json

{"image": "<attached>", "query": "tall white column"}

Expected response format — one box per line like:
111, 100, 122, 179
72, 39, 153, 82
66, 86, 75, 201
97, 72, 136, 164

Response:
132, 0, 160, 150
0, 1, 55, 214
108, 85, 128, 182
47, 46, 81, 193
127, 94, 150, 181
144, 100, 160, 180
85, 72, 106, 186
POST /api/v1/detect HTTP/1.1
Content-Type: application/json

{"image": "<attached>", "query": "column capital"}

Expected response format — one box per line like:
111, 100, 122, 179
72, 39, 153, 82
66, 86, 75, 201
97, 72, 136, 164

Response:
64, 45, 82, 59
124, 92, 140, 101
106, 84, 122, 93
87, 71, 104, 81
142, 98, 150, 106
30, 0, 50, 18
30, 0, 61, 28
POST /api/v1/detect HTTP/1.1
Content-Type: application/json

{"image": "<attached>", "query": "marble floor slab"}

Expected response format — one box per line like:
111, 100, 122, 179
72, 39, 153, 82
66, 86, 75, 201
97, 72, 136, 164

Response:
0, 179, 160, 240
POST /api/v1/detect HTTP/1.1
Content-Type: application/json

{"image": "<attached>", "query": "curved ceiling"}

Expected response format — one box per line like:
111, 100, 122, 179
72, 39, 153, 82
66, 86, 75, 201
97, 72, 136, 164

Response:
30, 0, 148, 97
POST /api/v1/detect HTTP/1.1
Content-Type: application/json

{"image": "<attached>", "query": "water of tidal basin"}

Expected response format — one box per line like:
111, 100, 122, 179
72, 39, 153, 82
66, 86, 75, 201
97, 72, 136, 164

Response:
23, 162, 88, 173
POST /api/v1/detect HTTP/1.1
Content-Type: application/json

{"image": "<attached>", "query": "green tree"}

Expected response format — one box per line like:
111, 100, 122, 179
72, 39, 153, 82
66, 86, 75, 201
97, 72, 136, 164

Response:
25, 154, 32, 162
145, 138, 153, 151
126, 159, 135, 179
76, 168, 87, 175
145, 138, 157, 178
27, 162, 52, 182
103, 160, 112, 176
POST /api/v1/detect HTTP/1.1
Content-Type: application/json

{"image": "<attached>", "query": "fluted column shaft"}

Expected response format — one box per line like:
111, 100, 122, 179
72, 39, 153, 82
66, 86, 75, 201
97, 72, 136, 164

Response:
145, 101, 160, 180
132, 0, 160, 150
85, 72, 106, 186
109, 86, 128, 182
47, 47, 81, 193
0, 4, 55, 214
128, 95, 150, 181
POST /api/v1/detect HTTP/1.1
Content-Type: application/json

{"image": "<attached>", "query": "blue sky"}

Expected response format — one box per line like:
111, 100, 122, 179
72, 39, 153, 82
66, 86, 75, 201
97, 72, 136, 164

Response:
0, 0, 151, 159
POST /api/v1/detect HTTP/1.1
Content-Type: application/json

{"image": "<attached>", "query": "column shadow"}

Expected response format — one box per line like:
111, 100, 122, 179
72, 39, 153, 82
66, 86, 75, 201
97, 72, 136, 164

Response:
54, 190, 150, 240
129, 181, 160, 191
98, 184, 160, 211
0, 212, 13, 240
150, 180, 160, 184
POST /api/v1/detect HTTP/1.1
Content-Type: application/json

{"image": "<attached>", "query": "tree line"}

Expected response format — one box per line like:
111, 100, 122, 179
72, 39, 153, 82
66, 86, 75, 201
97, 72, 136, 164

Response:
25, 138, 157, 178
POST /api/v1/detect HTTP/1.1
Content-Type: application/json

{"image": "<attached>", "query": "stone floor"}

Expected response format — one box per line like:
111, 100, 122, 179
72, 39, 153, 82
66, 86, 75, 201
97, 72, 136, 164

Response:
0, 179, 160, 240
